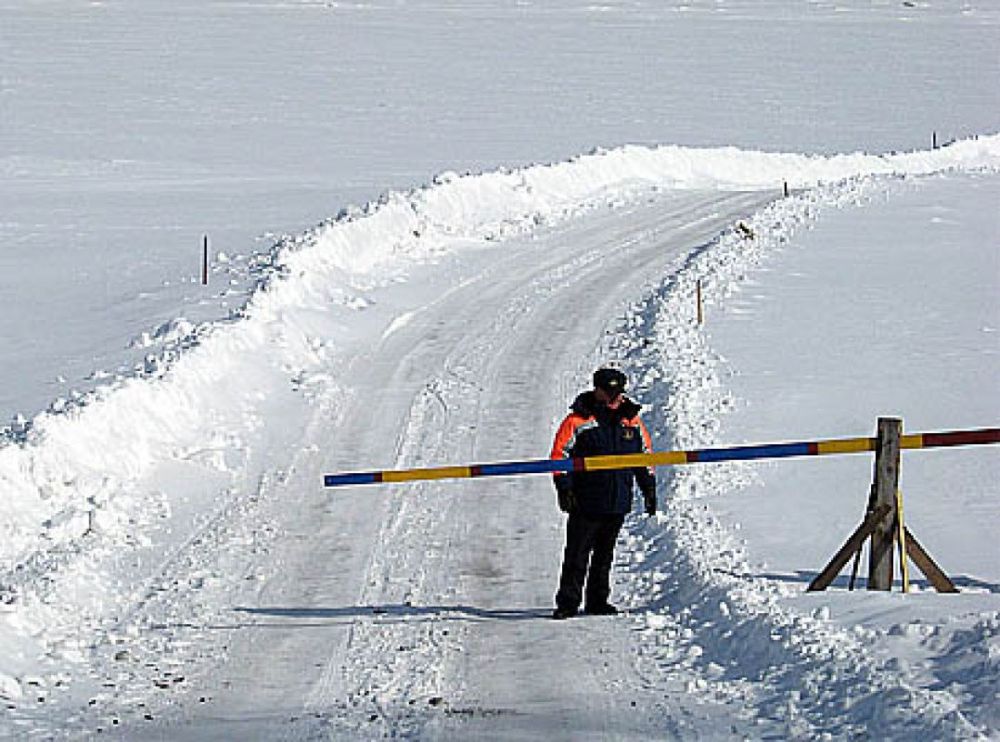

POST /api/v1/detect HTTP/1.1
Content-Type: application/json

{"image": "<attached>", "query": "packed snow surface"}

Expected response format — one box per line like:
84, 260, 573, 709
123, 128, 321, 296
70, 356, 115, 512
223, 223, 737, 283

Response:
1, 0, 998, 739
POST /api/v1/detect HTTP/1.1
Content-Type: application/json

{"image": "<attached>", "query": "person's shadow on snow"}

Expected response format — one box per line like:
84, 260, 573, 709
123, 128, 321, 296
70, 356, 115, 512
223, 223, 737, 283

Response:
232, 604, 546, 626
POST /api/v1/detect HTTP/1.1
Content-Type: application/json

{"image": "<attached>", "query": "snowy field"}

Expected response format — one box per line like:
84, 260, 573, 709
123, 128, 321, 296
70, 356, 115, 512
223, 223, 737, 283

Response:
2, 0, 998, 425
1, 0, 999, 739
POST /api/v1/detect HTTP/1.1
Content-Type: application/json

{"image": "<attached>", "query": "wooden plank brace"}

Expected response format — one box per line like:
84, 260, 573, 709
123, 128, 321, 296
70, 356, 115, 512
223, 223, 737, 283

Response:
807, 503, 891, 592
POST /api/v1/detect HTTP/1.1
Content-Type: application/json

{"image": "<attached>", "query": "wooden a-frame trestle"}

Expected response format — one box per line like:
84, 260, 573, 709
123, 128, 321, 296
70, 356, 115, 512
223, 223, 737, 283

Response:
808, 417, 957, 593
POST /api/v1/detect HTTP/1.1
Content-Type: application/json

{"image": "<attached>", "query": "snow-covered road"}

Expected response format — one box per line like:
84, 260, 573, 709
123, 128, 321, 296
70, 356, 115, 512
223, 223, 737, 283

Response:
61, 190, 775, 739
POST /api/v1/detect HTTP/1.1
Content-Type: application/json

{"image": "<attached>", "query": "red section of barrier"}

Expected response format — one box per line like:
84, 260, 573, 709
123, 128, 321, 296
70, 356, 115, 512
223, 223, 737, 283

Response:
922, 428, 1000, 448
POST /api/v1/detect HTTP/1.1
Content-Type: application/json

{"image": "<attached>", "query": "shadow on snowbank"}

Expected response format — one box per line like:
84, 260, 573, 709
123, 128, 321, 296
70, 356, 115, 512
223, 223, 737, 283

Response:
233, 604, 546, 625
757, 570, 1000, 594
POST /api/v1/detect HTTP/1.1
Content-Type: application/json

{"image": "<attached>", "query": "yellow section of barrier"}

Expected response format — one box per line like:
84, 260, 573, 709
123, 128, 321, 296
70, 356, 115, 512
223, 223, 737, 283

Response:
648, 451, 690, 467
382, 466, 471, 483
900, 434, 925, 450
585, 451, 688, 471
584, 453, 651, 471
817, 437, 874, 455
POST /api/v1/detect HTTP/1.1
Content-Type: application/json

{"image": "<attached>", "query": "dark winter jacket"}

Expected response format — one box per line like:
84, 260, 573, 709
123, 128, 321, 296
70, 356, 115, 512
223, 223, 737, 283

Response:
550, 391, 656, 515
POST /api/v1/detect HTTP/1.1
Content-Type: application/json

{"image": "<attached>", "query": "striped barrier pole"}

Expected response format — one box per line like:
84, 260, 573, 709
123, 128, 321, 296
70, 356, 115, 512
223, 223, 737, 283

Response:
322, 426, 1000, 488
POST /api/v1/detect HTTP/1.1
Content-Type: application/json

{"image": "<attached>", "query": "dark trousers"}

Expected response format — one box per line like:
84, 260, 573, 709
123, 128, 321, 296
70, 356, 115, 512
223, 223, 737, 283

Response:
555, 511, 626, 611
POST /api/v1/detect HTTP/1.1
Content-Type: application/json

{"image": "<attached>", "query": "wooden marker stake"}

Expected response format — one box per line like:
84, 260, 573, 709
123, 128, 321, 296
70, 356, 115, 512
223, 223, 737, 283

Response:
202, 235, 209, 286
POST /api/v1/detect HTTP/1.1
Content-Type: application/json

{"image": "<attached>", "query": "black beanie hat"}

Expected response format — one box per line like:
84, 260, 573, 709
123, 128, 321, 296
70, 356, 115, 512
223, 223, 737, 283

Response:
593, 367, 627, 395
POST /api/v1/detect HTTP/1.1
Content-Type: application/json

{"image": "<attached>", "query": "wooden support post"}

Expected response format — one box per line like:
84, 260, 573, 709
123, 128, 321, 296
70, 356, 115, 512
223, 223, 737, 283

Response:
783, 181, 789, 197
810, 417, 959, 594
868, 417, 902, 591
696, 280, 703, 326
933, 131, 938, 149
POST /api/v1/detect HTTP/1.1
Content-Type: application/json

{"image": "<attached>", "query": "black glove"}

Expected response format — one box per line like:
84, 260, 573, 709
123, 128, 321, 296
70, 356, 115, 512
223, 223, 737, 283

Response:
558, 489, 577, 514
643, 489, 657, 516
555, 476, 576, 513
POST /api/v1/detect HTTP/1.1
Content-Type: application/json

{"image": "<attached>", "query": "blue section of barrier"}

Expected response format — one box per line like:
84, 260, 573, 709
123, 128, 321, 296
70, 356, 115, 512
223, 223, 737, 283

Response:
694, 442, 811, 463
477, 459, 572, 477
324, 472, 378, 487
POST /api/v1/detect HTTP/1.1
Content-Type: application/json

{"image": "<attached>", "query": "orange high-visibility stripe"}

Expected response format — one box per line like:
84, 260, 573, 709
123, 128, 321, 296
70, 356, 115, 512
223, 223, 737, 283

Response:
550, 413, 587, 477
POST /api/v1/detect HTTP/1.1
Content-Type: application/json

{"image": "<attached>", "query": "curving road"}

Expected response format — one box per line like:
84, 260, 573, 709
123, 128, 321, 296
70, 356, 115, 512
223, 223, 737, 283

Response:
96, 189, 777, 740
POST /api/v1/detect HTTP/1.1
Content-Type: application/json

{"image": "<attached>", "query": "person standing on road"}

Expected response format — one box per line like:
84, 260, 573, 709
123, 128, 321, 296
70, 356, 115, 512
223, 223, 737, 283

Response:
549, 367, 657, 620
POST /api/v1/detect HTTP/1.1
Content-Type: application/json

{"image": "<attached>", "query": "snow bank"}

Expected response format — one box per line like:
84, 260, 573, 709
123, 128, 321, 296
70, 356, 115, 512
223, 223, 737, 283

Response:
607, 173, 999, 737
266, 134, 1000, 290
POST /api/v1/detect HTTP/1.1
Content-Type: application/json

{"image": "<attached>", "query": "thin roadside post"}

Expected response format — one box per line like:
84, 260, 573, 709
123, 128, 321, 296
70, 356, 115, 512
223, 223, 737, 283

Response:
202, 235, 209, 286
